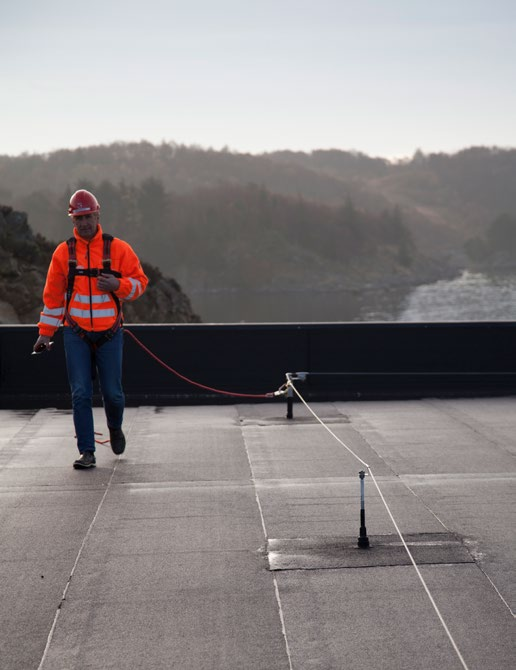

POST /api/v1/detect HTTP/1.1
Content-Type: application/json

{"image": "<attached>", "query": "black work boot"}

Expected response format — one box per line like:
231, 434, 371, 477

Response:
109, 427, 126, 455
73, 451, 96, 469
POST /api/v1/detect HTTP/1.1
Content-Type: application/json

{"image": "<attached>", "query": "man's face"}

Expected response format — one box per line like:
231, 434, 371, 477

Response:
72, 212, 99, 240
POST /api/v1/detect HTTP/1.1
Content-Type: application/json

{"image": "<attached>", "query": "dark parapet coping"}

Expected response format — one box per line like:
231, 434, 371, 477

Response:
267, 532, 475, 571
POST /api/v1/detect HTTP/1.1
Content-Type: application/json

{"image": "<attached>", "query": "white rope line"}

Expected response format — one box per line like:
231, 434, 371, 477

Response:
367, 468, 470, 670
287, 380, 370, 469
287, 380, 471, 670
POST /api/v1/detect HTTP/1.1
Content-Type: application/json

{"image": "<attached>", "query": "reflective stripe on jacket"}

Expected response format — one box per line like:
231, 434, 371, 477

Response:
38, 224, 148, 336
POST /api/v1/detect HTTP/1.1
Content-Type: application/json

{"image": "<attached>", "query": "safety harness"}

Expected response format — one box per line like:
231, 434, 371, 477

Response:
65, 233, 123, 351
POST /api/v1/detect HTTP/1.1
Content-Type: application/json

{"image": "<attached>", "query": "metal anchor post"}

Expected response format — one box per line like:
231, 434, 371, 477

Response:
284, 373, 308, 420
357, 470, 370, 549
286, 385, 294, 419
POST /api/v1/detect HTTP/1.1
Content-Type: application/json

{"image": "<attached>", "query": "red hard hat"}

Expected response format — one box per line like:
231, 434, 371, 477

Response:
68, 189, 100, 217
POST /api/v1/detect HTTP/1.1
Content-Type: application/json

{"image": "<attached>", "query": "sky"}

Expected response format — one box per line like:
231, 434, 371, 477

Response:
2, 0, 516, 160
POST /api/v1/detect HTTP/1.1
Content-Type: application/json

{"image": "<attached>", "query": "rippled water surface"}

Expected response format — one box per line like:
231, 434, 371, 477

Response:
398, 271, 516, 322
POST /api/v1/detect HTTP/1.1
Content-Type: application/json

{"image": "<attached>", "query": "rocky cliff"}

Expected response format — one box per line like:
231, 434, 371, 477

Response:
0, 205, 201, 324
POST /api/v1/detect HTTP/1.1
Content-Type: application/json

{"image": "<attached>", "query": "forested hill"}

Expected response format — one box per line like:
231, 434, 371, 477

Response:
1, 142, 515, 292
0, 181, 445, 294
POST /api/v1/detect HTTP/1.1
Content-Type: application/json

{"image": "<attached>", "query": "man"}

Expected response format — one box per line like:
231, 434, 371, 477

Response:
33, 189, 148, 469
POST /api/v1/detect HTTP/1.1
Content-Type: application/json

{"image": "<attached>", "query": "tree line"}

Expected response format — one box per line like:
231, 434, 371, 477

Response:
17, 178, 416, 291
3, 141, 515, 288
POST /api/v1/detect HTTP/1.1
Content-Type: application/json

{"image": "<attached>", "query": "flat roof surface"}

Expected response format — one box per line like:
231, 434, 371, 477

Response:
1, 397, 515, 669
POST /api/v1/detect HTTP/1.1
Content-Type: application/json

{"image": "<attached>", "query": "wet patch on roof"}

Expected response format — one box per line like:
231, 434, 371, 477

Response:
267, 532, 474, 571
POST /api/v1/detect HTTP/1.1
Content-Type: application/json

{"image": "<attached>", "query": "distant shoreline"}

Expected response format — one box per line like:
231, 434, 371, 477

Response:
187, 267, 464, 295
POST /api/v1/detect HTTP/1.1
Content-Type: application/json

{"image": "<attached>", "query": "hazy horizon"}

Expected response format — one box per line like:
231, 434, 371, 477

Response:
3, 139, 516, 163
2, 1, 515, 160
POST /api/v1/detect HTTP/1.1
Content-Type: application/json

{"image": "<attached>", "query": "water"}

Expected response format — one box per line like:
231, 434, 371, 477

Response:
190, 271, 516, 323
190, 287, 405, 323
398, 270, 516, 322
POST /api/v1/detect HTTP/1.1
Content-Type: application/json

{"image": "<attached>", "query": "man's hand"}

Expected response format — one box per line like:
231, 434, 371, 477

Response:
33, 335, 53, 354
97, 273, 120, 293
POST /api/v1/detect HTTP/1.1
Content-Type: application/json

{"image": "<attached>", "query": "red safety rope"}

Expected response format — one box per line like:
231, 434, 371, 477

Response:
124, 328, 277, 399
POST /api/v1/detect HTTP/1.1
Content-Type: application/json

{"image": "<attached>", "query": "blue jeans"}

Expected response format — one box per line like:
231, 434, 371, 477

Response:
64, 327, 125, 453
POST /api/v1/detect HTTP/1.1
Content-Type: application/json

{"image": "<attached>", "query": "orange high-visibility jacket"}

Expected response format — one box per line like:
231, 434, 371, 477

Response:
38, 224, 148, 337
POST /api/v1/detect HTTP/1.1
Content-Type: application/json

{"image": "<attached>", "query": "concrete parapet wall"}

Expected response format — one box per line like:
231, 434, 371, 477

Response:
1, 322, 516, 409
